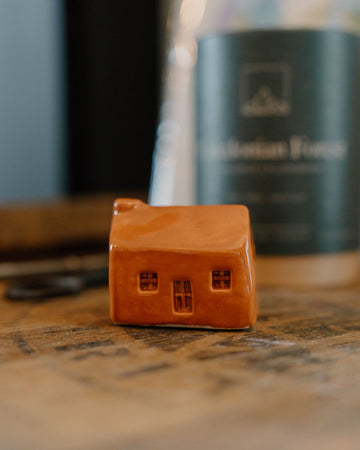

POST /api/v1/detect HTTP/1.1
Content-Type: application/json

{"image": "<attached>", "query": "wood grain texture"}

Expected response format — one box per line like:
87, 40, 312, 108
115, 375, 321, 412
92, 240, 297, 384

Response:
0, 193, 146, 258
1, 282, 360, 449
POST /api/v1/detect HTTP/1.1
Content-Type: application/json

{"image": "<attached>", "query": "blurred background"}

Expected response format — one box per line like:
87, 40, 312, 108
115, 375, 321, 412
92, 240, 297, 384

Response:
0, 0, 167, 204
1, 0, 360, 205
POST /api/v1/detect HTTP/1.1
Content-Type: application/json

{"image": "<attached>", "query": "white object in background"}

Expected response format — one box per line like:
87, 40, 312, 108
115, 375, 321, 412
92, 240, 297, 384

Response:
149, 0, 204, 206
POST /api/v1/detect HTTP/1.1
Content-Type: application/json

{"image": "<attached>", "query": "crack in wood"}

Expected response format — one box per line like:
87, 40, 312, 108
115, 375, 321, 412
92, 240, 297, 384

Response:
118, 363, 173, 378
72, 347, 130, 361
11, 333, 35, 355
55, 339, 115, 352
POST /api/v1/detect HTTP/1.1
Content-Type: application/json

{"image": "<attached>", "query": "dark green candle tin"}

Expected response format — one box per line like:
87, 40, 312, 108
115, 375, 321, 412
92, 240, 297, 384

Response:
196, 30, 360, 256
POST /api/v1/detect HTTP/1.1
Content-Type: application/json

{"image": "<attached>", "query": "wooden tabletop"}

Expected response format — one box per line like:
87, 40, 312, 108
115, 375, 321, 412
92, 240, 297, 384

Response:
1, 282, 360, 450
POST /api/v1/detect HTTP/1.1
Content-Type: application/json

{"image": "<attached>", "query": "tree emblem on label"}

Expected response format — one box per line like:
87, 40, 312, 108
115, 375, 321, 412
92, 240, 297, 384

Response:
240, 63, 291, 117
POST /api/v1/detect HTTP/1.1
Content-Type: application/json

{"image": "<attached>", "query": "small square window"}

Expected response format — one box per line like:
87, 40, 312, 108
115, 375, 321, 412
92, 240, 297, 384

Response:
140, 273, 158, 291
212, 271, 231, 290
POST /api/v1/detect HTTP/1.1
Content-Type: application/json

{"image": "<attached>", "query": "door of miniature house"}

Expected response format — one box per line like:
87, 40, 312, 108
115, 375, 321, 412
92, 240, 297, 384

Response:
173, 280, 193, 313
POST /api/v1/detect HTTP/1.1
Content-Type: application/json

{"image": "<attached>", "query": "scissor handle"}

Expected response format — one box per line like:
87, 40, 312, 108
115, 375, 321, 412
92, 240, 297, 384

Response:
5, 275, 84, 301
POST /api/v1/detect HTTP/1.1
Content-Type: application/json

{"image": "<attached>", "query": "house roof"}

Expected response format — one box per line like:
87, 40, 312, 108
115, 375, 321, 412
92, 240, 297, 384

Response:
110, 199, 251, 253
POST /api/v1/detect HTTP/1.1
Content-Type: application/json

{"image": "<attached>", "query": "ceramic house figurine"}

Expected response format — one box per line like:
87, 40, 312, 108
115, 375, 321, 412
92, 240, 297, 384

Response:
109, 199, 257, 329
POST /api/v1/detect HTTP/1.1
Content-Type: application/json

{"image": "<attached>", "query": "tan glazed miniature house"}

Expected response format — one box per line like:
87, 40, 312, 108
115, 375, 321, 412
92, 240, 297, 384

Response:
109, 199, 257, 329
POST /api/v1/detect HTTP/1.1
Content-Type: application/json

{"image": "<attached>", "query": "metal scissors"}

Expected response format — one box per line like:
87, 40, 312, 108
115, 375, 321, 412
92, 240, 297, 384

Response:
5, 268, 108, 301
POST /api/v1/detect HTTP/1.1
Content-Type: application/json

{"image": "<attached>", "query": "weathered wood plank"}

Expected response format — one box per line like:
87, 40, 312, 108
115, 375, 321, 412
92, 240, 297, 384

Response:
0, 283, 360, 449
0, 193, 146, 258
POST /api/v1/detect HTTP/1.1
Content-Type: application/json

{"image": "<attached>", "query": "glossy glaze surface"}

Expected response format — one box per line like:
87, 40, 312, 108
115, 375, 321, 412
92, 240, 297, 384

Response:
109, 199, 257, 329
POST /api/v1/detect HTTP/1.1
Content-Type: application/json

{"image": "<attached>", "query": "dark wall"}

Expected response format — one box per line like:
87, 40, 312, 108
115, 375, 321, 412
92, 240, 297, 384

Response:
65, 1, 160, 193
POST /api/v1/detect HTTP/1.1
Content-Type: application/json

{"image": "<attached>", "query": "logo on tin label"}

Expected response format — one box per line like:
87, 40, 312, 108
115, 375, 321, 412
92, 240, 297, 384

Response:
240, 63, 291, 117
